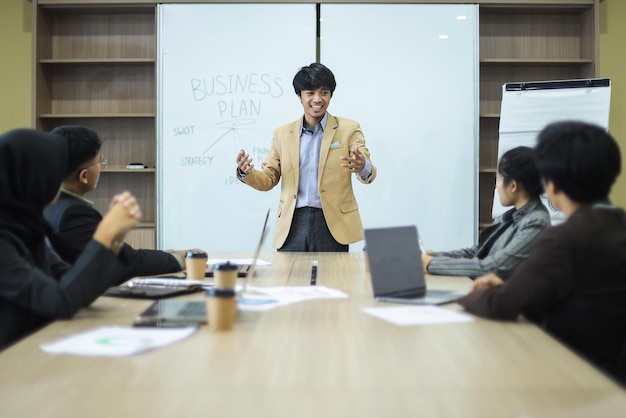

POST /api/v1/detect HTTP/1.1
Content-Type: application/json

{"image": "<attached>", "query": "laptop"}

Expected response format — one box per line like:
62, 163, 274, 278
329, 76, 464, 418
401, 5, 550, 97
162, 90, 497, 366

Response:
134, 209, 271, 326
364, 225, 467, 305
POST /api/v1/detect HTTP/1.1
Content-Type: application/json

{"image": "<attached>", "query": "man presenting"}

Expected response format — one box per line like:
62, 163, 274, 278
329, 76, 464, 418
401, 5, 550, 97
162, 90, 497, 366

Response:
236, 63, 376, 252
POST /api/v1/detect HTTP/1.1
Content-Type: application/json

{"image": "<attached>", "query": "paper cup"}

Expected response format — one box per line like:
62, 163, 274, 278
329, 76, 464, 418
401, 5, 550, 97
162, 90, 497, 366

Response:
214, 261, 239, 288
185, 251, 208, 280
206, 288, 237, 331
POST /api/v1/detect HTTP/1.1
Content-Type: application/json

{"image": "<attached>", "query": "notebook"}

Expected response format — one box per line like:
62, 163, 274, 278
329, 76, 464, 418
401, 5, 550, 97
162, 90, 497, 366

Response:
364, 225, 467, 305
134, 209, 271, 326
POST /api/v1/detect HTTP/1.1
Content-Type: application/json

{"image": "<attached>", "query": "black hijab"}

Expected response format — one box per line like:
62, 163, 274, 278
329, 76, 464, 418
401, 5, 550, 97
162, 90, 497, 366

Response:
0, 128, 68, 265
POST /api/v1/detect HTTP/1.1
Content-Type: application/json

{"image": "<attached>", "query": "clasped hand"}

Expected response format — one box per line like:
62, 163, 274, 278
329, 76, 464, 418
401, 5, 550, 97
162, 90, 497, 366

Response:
92, 191, 141, 253
104, 191, 142, 237
109, 191, 142, 227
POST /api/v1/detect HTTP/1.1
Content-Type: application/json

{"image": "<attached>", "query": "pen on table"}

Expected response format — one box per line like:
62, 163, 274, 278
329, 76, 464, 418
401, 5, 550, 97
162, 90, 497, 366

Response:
310, 260, 318, 286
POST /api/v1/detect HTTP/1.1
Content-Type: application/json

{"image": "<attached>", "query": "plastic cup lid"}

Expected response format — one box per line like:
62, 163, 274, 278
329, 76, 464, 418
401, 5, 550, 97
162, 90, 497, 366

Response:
186, 251, 208, 258
214, 261, 239, 271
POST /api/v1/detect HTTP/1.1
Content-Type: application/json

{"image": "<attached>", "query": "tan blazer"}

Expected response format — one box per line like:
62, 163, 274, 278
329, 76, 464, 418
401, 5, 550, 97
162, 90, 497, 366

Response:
241, 113, 376, 249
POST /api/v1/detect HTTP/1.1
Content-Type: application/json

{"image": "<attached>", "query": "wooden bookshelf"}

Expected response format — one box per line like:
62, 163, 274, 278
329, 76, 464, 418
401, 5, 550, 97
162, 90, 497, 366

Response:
33, 3, 157, 248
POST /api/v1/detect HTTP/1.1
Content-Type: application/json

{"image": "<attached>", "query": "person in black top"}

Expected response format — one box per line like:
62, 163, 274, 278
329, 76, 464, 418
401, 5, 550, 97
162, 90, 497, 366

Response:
0, 128, 141, 350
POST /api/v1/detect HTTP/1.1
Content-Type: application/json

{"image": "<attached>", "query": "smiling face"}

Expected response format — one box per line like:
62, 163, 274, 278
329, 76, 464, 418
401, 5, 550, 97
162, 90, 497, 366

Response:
299, 88, 332, 126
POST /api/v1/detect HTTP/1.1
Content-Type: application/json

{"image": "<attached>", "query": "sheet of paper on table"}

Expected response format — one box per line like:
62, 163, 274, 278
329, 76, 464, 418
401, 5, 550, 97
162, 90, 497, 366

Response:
363, 306, 474, 326
238, 285, 348, 312
208, 258, 271, 266
40, 326, 196, 357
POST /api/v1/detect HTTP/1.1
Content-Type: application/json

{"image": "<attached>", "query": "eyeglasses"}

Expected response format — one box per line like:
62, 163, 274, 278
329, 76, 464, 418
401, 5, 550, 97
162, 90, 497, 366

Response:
81, 156, 107, 171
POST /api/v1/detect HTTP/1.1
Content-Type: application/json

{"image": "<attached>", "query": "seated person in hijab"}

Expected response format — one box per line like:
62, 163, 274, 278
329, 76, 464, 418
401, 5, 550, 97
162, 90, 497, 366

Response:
0, 128, 141, 350
422, 146, 550, 279
44, 125, 199, 280
459, 121, 626, 385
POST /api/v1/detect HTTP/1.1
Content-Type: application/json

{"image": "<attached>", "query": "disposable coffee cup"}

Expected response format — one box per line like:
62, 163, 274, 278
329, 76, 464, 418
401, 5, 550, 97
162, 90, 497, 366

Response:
185, 251, 208, 280
206, 288, 237, 332
214, 261, 238, 289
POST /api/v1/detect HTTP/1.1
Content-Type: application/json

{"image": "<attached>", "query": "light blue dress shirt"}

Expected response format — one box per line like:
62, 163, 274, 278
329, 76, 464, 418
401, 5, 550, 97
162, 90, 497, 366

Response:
297, 113, 372, 209
296, 114, 326, 208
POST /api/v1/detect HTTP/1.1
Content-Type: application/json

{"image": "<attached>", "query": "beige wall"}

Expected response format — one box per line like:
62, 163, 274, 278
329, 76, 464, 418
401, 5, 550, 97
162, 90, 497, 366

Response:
0, 0, 32, 132
1, 0, 624, 206
600, 0, 626, 207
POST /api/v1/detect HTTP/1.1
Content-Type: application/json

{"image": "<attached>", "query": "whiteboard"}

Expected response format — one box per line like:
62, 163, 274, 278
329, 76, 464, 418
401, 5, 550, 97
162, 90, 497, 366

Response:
320, 4, 479, 251
492, 79, 612, 223
157, 4, 316, 252
157, 3, 479, 253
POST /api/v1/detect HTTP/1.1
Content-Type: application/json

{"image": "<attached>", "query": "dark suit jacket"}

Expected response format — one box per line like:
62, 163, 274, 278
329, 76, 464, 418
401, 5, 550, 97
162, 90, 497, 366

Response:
44, 191, 182, 280
459, 204, 626, 383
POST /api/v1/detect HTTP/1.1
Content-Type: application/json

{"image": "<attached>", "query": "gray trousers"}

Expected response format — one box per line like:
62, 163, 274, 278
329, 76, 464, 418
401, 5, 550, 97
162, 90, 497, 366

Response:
278, 207, 348, 252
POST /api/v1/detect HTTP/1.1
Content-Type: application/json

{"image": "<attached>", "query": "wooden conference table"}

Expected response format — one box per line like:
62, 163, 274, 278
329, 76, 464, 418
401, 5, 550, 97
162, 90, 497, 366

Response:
0, 252, 625, 418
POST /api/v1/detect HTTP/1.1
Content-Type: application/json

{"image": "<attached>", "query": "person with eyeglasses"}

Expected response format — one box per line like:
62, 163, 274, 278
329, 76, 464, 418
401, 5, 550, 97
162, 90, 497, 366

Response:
44, 125, 201, 281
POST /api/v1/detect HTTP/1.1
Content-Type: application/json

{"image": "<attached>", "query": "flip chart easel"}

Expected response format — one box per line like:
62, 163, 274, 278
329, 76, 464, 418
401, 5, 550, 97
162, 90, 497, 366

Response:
492, 78, 611, 223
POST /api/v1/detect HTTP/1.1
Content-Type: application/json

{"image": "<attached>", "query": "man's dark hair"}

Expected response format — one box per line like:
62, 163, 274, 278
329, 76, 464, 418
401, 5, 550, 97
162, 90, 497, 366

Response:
497, 146, 542, 198
50, 125, 103, 179
292, 63, 336, 97
535, 121, 621, 204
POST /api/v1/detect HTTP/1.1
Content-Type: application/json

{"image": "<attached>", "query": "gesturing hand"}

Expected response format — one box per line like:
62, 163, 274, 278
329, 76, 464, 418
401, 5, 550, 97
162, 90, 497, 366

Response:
236, 149, 254, 175
340, 146, 365, 174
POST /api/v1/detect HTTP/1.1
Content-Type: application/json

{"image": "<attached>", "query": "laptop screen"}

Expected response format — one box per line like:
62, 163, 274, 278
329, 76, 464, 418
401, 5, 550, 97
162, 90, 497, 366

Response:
241, 208, 270, 292
364, 225, 427, 297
